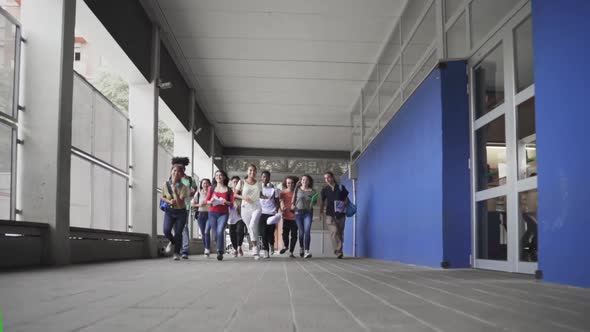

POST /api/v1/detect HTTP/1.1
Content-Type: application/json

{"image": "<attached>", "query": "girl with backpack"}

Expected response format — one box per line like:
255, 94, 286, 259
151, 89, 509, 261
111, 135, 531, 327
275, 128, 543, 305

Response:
161, 164, 189, 260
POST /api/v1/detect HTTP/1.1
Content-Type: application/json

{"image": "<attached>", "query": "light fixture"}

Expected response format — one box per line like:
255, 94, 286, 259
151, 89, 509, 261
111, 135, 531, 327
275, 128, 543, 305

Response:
157, 78, 173, 90
193, 127, 202, 135
213, 156, 223, 161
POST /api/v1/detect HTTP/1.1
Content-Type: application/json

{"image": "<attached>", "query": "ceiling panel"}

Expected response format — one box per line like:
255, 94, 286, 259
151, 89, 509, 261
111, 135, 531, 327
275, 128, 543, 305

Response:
177, 37, 381, 63
158, 0, 405, 18
189, 59, 371, 81
163, 9, 394, 42
217, 124, 351, 150
147, 0, 408, 152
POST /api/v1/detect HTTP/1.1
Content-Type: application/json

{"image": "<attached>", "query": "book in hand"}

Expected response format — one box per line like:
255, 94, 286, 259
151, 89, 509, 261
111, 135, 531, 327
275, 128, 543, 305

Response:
334, 200, 346, 213
211, 197, 226, 206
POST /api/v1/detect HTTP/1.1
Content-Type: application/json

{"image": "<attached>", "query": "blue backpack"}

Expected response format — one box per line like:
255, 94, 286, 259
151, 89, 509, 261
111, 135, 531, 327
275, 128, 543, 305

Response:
159, 181, 174, 212
339, 184, 357, 218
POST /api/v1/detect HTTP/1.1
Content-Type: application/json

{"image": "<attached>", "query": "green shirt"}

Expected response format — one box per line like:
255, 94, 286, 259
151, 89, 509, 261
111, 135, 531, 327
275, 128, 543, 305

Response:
180, 176, 197, 211
162, 181, 188, 210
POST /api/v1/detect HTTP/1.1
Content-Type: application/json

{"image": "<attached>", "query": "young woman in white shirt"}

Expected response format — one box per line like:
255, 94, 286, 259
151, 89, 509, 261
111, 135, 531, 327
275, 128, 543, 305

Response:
234, 164, 263, 260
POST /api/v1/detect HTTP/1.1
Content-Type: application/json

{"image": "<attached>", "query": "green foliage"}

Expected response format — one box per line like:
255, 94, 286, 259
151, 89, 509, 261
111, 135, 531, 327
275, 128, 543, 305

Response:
91, 70, 174, 153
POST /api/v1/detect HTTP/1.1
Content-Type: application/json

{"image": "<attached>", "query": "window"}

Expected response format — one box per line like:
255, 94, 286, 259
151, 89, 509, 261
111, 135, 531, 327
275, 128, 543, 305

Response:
514, 17, 534, 92
477, 196, 508, 260
474, 45, 504, 118
74, 51, 81, 61
476, 115, 506, 191
517, 97, 536, 179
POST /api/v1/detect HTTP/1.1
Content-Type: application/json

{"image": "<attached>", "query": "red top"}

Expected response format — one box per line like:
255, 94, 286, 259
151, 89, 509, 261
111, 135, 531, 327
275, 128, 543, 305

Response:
280, 191, 295, 220
206, 186, 234, 214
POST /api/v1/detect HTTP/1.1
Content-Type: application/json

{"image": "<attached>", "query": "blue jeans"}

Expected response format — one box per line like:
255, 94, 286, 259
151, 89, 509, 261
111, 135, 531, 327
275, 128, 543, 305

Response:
181, 211, 190, 255
163, 208, 188, 255
206, 212, 229, 253
197, 212, 209, 250
295, 211, 313, 251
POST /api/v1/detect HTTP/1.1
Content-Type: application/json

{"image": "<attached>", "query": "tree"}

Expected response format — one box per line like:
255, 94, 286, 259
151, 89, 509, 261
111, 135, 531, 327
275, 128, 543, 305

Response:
91, 70, 174, 153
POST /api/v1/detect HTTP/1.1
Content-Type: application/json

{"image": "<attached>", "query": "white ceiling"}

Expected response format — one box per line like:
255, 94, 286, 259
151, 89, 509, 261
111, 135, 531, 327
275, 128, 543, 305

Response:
146, 0, 407, 151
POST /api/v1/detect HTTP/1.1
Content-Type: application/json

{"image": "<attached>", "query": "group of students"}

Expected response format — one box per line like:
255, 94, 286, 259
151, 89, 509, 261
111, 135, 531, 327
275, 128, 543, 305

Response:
161, 160, 351, 261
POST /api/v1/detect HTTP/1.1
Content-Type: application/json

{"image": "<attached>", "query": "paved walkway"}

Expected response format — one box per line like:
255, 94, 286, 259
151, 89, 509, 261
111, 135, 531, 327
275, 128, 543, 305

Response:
1, 257, 589, 332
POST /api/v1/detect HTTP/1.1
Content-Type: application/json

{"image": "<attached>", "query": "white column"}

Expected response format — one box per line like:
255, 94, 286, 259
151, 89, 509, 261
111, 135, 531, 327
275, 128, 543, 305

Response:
128, 26, 160, 258
19, 0, 76, 265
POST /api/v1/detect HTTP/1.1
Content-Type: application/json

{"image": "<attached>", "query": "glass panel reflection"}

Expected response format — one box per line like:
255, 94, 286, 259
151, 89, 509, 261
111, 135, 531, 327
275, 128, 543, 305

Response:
474, 44, 504, 118
517, 97, 536, 179
519, 189, 538, 262
477, 196, 508, 260
476, 115, 506, 191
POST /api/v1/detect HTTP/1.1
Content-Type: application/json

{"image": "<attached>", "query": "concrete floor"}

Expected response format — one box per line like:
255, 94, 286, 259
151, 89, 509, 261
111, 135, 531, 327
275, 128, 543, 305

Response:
0, 256, 589, 332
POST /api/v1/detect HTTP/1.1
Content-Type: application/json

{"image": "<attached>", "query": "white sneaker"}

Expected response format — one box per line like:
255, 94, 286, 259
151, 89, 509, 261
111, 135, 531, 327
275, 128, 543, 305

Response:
165, 242, 173, 254
253, 247, 260, 260
304, 251, 312, 259
173, 254, 180, 261
232, 250, 238, 258
204, 248, 210, 258
270, 248, 275, 255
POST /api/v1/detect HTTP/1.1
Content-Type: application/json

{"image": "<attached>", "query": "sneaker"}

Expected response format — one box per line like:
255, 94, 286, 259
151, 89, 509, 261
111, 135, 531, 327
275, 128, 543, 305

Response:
300, 249, 304, 258
232, 250, 238, 258
173, 254, 180, 261
181, 254, 189, 259
217, 252, 223, 261
289, 253, 295, 258
304, 251, 312, 259
165, 242, 173, 254
204, 248, 210, 258
279, 248, 287, 255
254, 254, 260, 261
238, 247, 244, 257
260, 250, 268, 259
270, 248, 275, 255
337, 253, 343, 259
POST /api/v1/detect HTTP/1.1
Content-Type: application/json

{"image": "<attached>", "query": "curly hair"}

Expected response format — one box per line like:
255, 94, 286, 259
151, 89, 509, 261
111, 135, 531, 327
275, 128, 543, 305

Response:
171, 156, 190, 167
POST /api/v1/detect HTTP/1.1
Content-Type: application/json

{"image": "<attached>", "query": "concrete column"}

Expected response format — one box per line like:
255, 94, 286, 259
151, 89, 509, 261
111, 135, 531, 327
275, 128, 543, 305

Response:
128, 26, 160, 258
19, 0, 76, 265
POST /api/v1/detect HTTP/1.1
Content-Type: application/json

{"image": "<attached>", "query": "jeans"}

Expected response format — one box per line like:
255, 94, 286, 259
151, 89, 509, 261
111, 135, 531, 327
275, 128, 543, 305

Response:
181, 211, 191, 255
282, 219, 298, 253
196, 212, 209, 250
163, 208, 188, 255
206, 212, 229, 253
241, 203, 262, 241
229, 220, 246, 249
295, 211, 313, 251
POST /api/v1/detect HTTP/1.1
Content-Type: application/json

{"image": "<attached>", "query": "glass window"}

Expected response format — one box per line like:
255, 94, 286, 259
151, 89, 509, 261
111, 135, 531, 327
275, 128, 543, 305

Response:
477, 196, 508, 260
445, 0, 464, 23
364, 98, 379, 143
402, 4, 436, 83
514, 17, 534, 92
446, 12, 467, 58
378, 25, 401, 81
517, 97, 536, 179
401, 0, 429, 44
0, 123, 13, 219
363, 67, 379, 105
70, 155, 92, 228
519, 189, 538, 262
403, 51, 437, 98
0, 15, 17, 117
93, 96, 113, 164
72, 75, 94, 153
474, 44, 504, 118
379, 61, 401, 114
476, 115, 506, 191
470, 0, 517, 47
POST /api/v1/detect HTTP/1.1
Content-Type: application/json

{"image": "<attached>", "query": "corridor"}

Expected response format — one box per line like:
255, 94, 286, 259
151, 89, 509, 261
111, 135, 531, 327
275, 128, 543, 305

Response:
1, 258, 589, 332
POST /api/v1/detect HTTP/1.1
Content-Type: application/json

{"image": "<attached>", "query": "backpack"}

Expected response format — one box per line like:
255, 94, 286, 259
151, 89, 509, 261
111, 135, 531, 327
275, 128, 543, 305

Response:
339, 184, 357, 218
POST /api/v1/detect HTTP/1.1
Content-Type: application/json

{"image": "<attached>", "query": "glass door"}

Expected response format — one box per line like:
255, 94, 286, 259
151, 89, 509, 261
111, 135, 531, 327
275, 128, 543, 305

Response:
469, 3, 537, 274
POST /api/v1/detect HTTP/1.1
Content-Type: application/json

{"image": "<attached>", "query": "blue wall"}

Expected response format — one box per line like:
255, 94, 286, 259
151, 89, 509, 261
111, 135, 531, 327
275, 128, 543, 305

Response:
533, 0, 590, 287
356, 69, 444, 267
441, 62, 471, 268
355, 62, 470, 268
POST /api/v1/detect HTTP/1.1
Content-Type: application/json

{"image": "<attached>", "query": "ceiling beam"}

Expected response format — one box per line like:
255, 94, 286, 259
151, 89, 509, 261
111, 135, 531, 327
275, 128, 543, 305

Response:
223, 147, 349, 160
